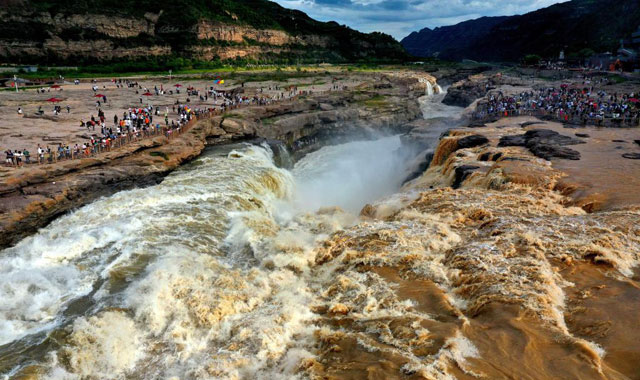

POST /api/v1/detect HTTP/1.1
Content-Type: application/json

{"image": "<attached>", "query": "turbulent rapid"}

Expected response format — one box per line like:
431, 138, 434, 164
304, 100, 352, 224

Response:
4, 84, 639, 380
0, 127, 423, 378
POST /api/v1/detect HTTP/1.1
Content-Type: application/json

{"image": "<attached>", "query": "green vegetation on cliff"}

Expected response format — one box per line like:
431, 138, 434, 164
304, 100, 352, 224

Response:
0, 0, 408, 66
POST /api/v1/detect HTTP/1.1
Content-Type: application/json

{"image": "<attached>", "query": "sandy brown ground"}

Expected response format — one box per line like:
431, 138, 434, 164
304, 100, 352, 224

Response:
0, 74, 365, 161
461, 116, 640, 210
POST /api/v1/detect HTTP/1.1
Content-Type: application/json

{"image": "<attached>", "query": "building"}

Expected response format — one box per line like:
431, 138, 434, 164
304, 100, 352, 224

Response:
617, 26, 640, 72
587, 52, 615, 70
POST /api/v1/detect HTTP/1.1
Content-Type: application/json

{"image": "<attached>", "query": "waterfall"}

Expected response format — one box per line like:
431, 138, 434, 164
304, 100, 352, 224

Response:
425, 81, 434, 96
421, 78, 443, 96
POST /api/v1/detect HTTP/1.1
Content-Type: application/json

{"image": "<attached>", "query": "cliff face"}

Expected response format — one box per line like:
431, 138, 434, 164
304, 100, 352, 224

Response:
401, 0, 640, 62
0, 0, 406, 64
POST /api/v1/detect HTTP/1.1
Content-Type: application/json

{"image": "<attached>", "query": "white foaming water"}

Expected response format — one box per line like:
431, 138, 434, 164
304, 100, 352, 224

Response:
0, 133, 418, 378
424, 81, 443, 96
292, 135, 411, 213
1, 85, 456, 379
419, 86, 463, 120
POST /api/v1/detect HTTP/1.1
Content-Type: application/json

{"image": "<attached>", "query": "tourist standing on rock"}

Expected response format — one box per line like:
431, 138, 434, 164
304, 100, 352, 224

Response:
4, 150, 13, 166
14, 150, 22, 166
23, 149, 30, 164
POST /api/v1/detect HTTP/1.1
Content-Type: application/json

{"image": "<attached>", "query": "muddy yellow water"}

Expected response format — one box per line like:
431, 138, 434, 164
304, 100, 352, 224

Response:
544, 123, 640, 211
2, 96, 639, 380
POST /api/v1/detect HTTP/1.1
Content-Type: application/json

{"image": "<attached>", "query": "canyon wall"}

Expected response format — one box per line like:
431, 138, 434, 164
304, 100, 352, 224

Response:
0, 0, 406, 64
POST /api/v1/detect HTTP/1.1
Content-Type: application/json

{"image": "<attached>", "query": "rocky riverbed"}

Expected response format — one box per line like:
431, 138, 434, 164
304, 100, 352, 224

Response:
2, 68, 640, 380
0, 71, 434, 249
306, 120, 640, 379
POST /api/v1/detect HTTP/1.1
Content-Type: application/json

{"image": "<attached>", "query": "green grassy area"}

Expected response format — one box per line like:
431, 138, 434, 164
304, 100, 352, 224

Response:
358, 94, 389, 107
609, 74, 628, 84
149, 151, 169, 160
224, 113, 245, 119
10, 62, 410, 81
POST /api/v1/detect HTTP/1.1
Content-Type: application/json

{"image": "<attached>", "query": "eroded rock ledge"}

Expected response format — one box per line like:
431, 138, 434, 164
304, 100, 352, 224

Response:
0, 73, 432, 249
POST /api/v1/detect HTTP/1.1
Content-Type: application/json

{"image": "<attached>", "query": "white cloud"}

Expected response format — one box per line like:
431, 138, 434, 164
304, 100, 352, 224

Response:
273, 0, 567, 39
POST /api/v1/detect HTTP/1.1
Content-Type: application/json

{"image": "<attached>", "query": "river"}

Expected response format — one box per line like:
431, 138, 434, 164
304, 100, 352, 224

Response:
0, 87, 462, 379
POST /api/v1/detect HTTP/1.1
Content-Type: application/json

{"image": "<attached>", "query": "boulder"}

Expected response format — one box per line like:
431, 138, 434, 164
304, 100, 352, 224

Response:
452, 165, 480, 189
499, 129, 583, 160
442, 78, 488, 107
529, 143, 581, 160
457, 134, 489, 149
442, 87, 483, 107
319, 103, 334, 111
622, 153, 640, 159
520, 121, 544, 128
221, 118, 255, 136
498, 135, 527, 147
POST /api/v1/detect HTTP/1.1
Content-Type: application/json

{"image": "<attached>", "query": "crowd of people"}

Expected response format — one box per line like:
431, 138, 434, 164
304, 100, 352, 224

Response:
474, 82, 640, 126
5, 78, 336, 167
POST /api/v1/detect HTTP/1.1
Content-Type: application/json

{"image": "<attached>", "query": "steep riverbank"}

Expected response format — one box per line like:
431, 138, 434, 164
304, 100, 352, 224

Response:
0, 71, 434, 249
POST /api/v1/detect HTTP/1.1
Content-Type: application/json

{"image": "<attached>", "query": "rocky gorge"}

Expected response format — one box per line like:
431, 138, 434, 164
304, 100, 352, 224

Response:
0, 71, 432, 250
2, 66, 640, 379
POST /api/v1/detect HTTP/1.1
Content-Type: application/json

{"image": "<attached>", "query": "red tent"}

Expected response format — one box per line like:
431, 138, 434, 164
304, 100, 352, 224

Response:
46, 97, 62, 102
142, 92, 153, 96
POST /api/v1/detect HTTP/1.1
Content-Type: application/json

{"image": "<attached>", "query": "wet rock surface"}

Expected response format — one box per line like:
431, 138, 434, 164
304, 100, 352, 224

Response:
452, 165, 480, 188
456, 134, 489, 149
499, 129, 585, 160
441, 73, 505, 107
442, 82, 488, 107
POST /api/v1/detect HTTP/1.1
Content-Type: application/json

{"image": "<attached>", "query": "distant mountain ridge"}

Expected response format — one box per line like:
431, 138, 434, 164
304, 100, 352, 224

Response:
401, 0, 640, 62
0, 0, 407, 65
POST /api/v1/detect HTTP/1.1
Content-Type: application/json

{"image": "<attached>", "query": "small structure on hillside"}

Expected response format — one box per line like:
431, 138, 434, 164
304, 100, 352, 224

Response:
617, 26, 640, 72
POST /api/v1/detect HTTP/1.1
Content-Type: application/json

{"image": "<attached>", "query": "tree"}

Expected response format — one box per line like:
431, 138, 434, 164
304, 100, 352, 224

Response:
523, 54, 542, 66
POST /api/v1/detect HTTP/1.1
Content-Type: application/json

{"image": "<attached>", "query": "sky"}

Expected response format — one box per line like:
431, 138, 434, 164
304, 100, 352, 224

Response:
272, 0, 566, 40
